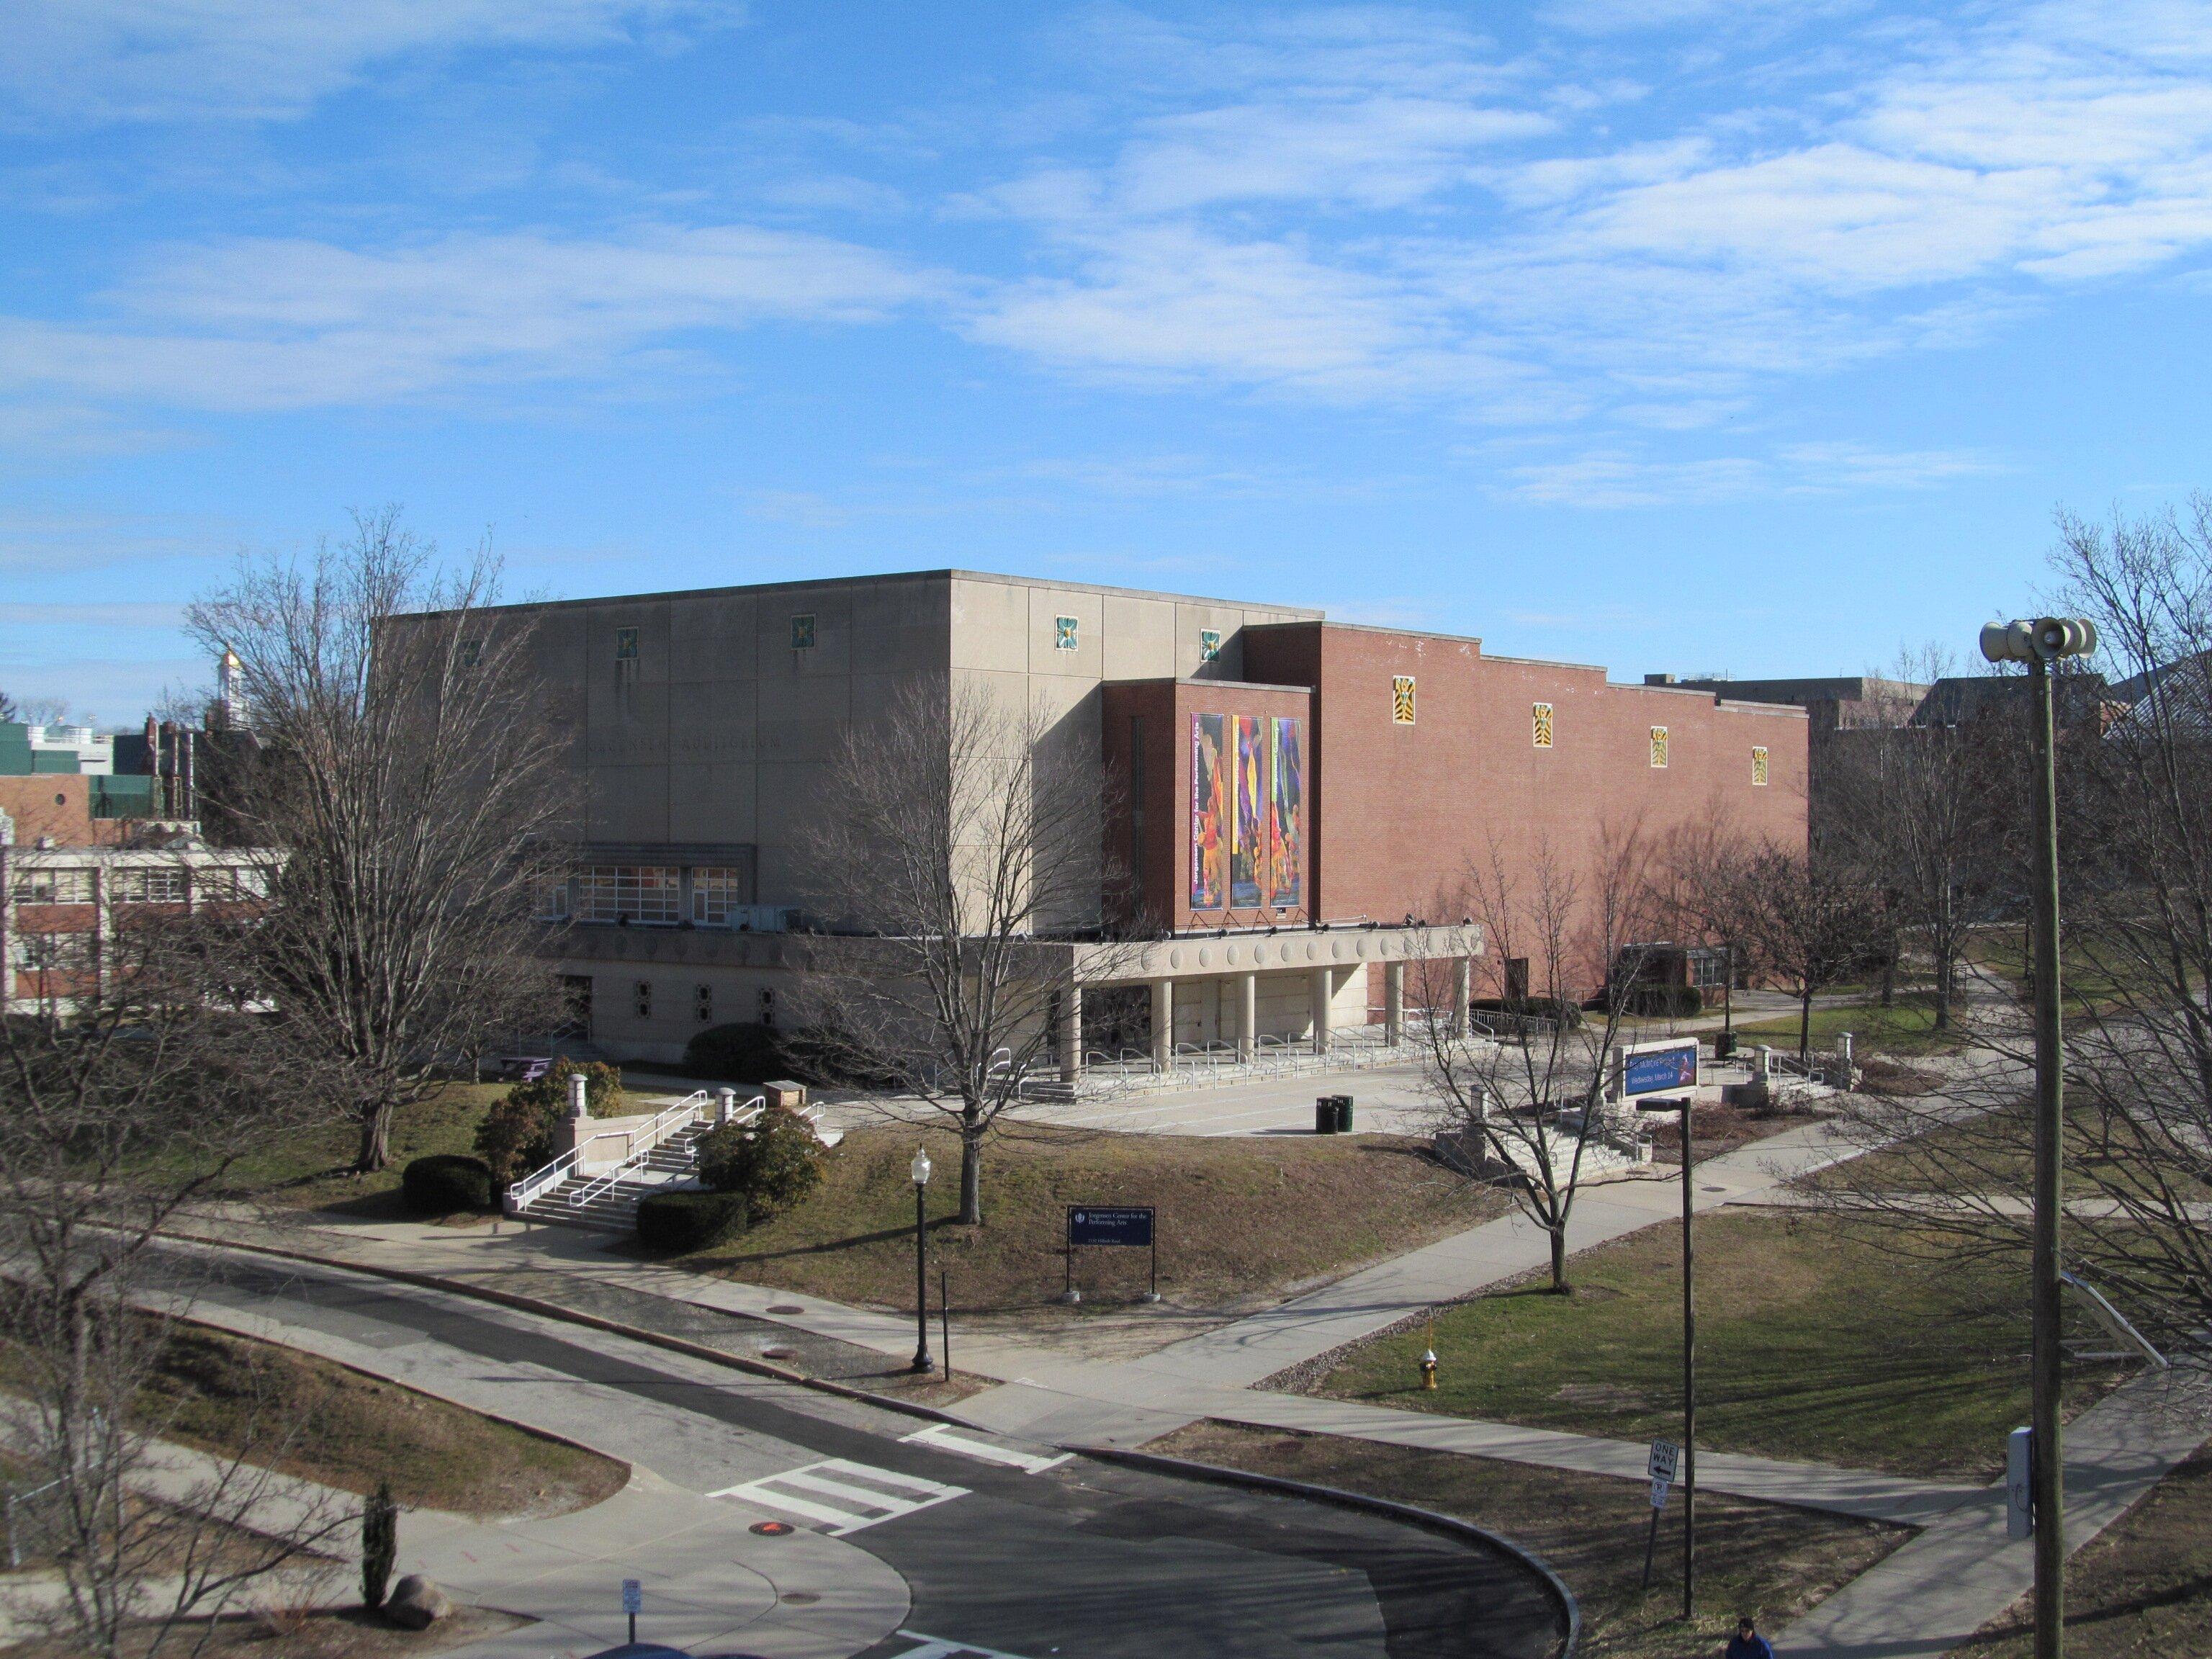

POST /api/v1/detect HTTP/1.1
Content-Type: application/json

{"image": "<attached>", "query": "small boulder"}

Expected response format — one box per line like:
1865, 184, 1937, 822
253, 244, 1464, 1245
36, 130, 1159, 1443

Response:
385, 1574, 454, 1629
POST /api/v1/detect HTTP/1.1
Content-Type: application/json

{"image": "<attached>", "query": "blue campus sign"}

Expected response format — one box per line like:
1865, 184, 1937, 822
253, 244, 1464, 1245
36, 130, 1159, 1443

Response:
1622, 1041, 1699, 1097
1067, 1207, 1155, 1248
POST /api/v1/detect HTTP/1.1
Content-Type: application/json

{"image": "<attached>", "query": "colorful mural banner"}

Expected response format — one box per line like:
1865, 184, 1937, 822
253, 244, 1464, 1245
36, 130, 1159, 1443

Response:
1190, 713, 1228, 909
1232, 716, 1266, 907
1271, 716, 1303, 906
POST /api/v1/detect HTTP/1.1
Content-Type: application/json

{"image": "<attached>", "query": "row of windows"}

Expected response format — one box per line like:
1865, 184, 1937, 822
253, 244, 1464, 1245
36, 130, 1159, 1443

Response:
623, 980, 775, 1026
1388, 680, 1771, 783
10, 866, 268, 906
540, 866, 755, 927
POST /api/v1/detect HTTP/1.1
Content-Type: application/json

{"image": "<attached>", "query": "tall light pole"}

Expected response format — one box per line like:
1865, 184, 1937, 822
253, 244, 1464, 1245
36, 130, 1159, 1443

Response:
1980, 615, 2097, 1659
909, 1146, 935, 1375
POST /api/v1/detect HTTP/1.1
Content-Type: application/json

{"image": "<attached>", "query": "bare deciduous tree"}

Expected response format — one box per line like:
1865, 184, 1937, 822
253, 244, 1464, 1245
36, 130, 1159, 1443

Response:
184, 508, 562, 1171
0, 909, 346, 1658
1820, 651, 2017, 1030
1415, 822, 1675, 1293
796, 678, 1135, 1226
1697, 842, 1891, 1063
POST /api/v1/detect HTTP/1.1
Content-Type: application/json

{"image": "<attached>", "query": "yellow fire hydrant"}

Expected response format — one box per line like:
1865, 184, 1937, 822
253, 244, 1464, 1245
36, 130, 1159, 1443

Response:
1419, 1348, 1439, 1390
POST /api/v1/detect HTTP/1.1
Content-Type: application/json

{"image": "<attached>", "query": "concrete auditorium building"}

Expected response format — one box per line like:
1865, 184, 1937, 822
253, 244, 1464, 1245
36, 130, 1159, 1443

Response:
490, 570, 1809, 1069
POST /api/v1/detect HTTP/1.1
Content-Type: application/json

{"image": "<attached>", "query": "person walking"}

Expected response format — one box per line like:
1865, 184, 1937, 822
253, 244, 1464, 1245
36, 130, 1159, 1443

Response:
1725, 1615, 1775, 1659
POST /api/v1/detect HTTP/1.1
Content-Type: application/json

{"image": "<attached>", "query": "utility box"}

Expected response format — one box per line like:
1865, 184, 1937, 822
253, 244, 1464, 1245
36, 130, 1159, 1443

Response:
2007, 1426, 2034, 1539
760, 1080, 808, 1111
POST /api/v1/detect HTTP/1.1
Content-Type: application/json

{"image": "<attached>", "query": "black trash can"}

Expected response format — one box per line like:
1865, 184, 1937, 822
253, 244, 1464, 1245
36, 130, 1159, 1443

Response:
1714, 1031, 1737, 1061
1316, 1097, 1338, 1135
1334, 1095, 1356, 1133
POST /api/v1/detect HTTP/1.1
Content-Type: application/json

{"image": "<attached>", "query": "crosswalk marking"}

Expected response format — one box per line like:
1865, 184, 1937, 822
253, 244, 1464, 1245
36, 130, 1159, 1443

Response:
894, 1631, 1038, 1659
709, 1458, 966, 1536
901, 1421, 1071, 1475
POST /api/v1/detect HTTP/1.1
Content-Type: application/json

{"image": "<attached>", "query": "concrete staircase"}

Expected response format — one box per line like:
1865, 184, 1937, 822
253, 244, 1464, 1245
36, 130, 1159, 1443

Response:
514, 1119, 717, 1231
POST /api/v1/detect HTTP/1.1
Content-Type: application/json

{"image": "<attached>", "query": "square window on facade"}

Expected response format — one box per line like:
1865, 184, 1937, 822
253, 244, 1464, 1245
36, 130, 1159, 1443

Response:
1649, 726, 1670, 768
691, 866, 749, 925
1392, 675, 1416, 725
112, 868, 189, 904
1532, 702, 1554, 748
577, 866, 681, 925
1198, 628, 1222, 661
791, 613, 817, 650
613, 626, 639, 662
12, 868, 91, 904
1054, 615, 1079, 651
1752, 745, 1770, 786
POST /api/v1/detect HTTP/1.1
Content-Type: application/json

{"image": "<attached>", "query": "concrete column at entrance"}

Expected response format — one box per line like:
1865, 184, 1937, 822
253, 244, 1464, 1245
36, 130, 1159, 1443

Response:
1237, 972, 1257, 1061
1451, 958, 1473, 1038
1310, 967, 1334, 1055
1384, 961, 1406, 1045
1058, 986, 1083, 1084
1151, 979, 1174, 1069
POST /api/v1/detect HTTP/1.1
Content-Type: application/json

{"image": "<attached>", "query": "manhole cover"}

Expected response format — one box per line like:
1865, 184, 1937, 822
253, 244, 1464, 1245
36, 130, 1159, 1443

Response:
750, 1520, 796, 1537
1700, 1184, 1727, 1192
761, 1347, 796, 1360
781, 1592, 821, 1606
768, 1304, 805, 1315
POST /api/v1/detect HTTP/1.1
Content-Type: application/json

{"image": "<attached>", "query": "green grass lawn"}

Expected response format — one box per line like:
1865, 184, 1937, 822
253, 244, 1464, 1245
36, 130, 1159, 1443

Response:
1964, 1437, 2212, 1657
676, 1122, 1506, 1316
210, 1082, 511, 1215
1151, 1421, 1907, 1659
1727, 994, 1964, 1058
1315, 1212, 2131, 1480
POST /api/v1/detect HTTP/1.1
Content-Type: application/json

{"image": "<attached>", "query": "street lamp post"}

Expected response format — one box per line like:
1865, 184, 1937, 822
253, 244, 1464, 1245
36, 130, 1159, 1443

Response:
1981, 615, 2097, 1659
909, 1146, 935, 1375
1635, 1091, 1696, 1622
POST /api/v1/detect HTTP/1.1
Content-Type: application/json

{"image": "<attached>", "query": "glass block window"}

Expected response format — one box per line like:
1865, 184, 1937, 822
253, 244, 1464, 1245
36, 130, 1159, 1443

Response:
1392, 675, 1416, 725
695, 984, 713, 1023
613, 626, 639, 661
1198, 628, 1222, 661
634, 980, 652, 1019
1054, 615, 1079, 651
1532, 702, 1554, 748
111, 868, 189, 904
1752, 745, 1770, 786
1649, 726, 1670, 768
577, 866, 680, 925
12, 868, 92, 904
791, 613, 817, 650
691, 867, 750, 926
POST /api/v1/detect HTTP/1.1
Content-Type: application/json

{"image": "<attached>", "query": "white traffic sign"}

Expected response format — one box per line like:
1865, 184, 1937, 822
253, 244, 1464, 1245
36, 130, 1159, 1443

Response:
1647, 1439, 1681, 1483
621, 1579, 642, 1615
1648, 1477, 1671, 1510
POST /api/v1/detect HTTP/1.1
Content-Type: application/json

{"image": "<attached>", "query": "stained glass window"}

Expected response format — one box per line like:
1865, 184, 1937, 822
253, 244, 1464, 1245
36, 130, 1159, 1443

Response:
1393, 676, 1416, 725
791, 613, 816, 650
1752, 745, 1769, 786
1650, 727, 1669, 768
1199, 629, 1221, 660
1054, 615, 1079, 650
1532, 702, 1554, 748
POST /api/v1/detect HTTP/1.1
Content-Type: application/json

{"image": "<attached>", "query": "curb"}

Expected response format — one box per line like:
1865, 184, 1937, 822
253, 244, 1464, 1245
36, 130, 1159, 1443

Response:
1084, 1444, 1581, 1659
159, 1227, 971, 1429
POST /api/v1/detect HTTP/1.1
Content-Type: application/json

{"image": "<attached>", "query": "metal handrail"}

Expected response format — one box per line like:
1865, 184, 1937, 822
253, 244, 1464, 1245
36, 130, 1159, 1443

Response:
559, 1090, 714, 1210
508, 1089, 713, 1213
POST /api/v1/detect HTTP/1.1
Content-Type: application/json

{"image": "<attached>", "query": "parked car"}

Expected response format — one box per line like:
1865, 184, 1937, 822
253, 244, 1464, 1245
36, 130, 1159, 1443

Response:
497, 1055, 553, 1082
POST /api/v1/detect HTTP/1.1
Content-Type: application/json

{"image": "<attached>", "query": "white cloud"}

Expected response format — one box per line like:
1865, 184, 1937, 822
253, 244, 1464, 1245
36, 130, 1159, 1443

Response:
3, 0, 743, 125
0, 226, 944, 412
1496, 441, 2002, 507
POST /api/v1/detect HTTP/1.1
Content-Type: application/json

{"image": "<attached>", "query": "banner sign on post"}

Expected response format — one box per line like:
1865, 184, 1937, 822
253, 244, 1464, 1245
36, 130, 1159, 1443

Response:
1623, 1041, 1699, 1098
1067, 1207, 1154, 1247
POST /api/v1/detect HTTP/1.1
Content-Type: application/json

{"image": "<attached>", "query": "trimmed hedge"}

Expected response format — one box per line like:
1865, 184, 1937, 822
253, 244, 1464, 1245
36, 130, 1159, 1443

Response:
401, 1154, 494, 1215
1629, 983, 1706, 1019
636, 1190, 747, 1255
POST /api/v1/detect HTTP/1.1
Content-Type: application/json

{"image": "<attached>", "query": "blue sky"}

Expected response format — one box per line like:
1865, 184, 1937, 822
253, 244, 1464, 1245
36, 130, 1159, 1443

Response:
5, 0, 2211, 722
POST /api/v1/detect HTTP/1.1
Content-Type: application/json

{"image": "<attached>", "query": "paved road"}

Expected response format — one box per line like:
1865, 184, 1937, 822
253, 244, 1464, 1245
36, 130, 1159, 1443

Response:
163, 1246, 1565, 1659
